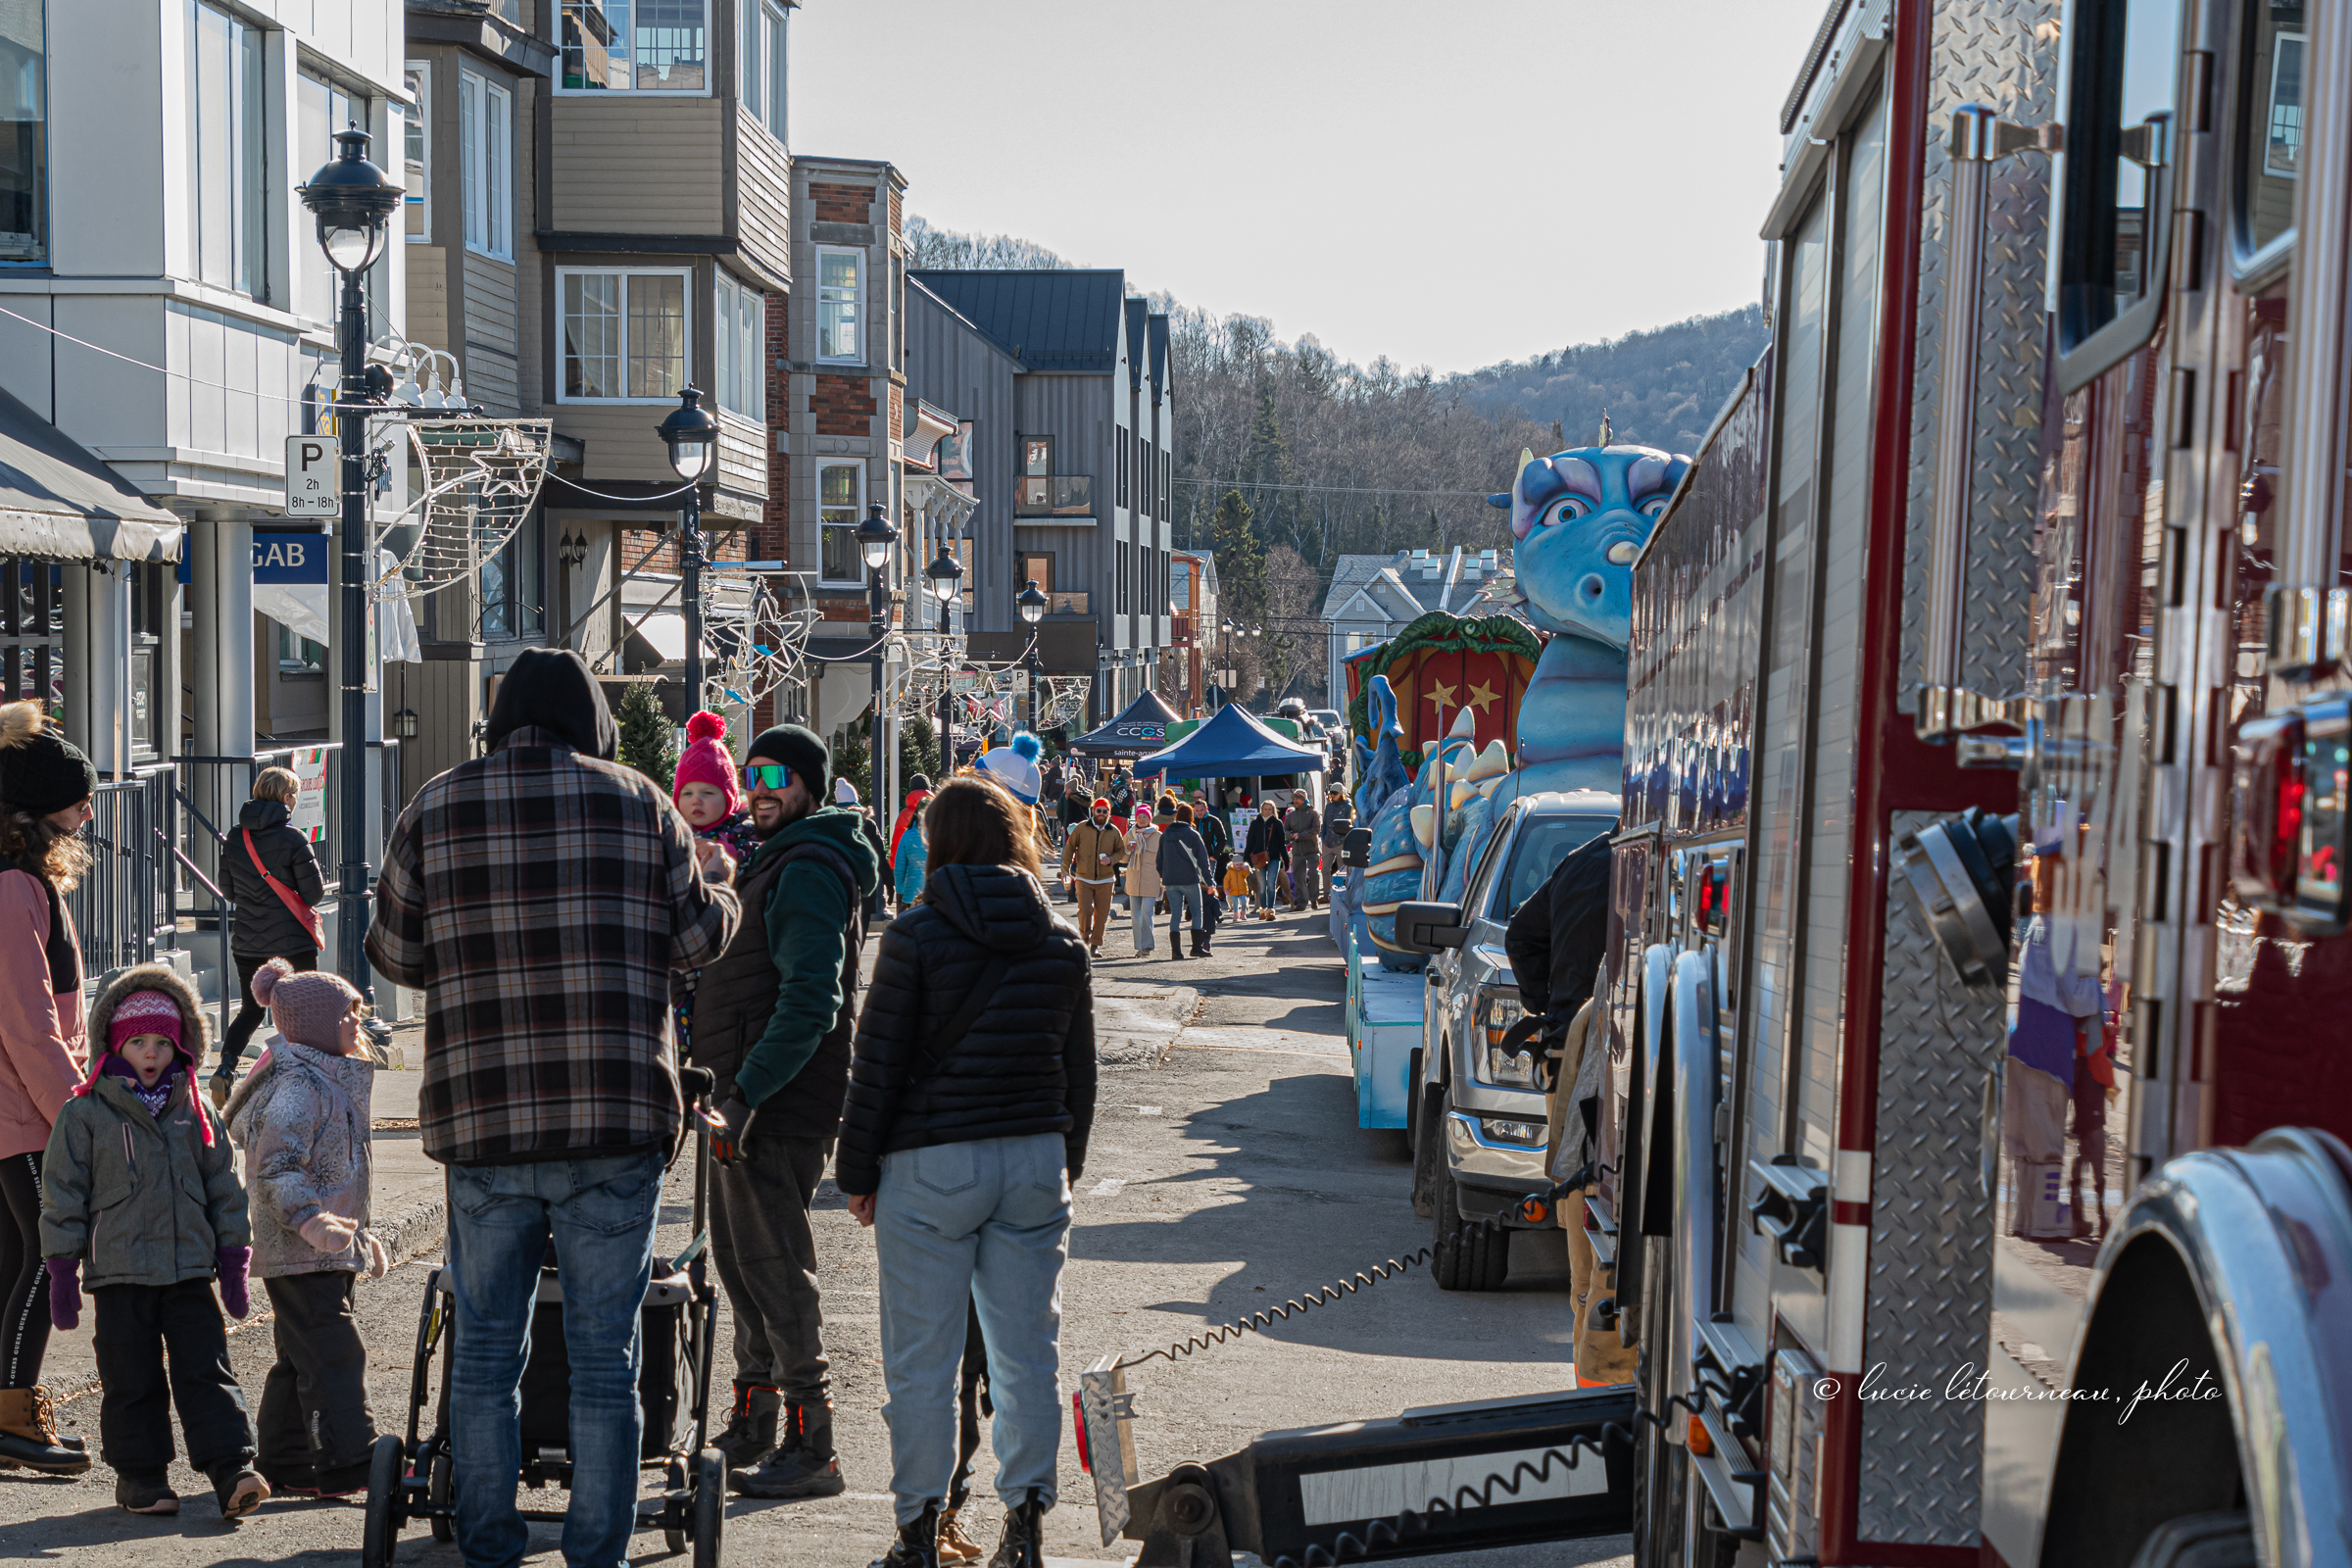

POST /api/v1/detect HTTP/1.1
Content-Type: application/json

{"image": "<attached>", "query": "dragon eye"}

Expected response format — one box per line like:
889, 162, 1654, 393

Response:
1640, 498, 1670, 518
1544, 497, 1589, 527
1607, 541, 1638, 565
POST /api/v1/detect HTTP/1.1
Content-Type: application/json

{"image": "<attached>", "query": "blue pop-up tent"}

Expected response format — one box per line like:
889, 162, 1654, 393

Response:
1132, 702, 1325, 779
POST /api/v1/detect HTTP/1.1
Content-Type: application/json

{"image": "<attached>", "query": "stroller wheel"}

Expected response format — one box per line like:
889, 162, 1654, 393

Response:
692, 1448, 725, 1567
428, 1451, 455, 1544
663, 1456, 689, 1554
361, 1435, 408, 1568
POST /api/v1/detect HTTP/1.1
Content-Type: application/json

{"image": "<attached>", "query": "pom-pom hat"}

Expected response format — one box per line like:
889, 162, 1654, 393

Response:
252, 957, 364, 1053
108, 989, 183, 1054
976, 731, 1044, 807
672, 710, 744, 818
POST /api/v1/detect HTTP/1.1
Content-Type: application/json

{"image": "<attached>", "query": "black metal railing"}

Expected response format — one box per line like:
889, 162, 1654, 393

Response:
68, 769, 175, 978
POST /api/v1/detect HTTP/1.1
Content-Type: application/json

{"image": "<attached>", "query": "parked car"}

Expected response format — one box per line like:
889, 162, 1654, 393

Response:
1395, 791, 1617, 1290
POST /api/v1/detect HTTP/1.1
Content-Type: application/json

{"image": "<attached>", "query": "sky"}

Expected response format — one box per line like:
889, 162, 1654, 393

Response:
789, 0, 1828, 376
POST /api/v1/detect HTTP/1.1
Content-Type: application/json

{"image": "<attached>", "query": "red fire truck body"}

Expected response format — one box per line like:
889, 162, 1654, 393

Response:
1603, 1, 2352, 1565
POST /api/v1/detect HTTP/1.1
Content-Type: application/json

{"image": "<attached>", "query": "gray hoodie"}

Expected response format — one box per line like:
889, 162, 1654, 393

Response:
223, 1037, 374, 1277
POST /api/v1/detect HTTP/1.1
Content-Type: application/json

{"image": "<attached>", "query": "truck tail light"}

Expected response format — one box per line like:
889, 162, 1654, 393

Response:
2231, 711, 2305, 908
1072, 1391, 1093, 1472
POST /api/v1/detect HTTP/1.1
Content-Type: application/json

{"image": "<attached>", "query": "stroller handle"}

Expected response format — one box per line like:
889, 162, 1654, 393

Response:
678, 1065, 715, 1102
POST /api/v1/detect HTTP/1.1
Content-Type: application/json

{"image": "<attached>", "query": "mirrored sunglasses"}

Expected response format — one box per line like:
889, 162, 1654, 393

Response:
741, 763, 794, 791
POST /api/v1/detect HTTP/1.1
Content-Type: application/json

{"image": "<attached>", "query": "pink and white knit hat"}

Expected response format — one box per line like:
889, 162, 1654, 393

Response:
108, 989, 183, 1054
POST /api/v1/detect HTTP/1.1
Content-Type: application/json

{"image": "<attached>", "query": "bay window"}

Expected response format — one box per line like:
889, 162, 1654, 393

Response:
819, 462, 863, 585
560, 268, 688, 400
187, 1, 268, 299
460, 69, 513, 260
0, 2, 44, 263
740, 0, 786, 141
560, 0, 708, 93
713, 270, 763, 418
404, 61, 430, 242
816, 246, 860, 363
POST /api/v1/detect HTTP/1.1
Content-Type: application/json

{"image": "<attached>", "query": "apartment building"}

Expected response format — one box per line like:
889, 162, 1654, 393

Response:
905, 269, 1174, 727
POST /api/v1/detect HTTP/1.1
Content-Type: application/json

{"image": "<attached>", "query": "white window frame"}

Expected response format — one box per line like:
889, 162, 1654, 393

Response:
815, 244, 861, 365
556, 0, 712, 96
460, 69, 513, 261
556, 266, 693, 404
187, 0, 269, 300
713, 270, 763, 420
403, 62, 431, 243
817, 460, 866, 588
740, 0, 787, 143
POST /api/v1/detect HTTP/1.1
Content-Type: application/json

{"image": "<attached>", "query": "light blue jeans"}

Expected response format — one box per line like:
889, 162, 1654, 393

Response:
1257, 861, 1281, 909
445, 1149, 663, 1568
875, 1132, 1071, 1526
1165, 882, 1203, 943
1133, 894, 1156, 951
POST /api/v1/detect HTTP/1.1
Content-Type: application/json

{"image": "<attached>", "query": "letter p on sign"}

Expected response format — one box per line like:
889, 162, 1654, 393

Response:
284, 435, 339, 517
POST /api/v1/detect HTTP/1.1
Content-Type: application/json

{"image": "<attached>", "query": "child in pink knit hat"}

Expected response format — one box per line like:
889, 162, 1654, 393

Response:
674, 710, 760, 863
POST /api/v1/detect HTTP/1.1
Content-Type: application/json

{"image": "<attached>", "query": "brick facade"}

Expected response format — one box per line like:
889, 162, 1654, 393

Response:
813, 374, 876, 437
809, 181, 872, 224
762, 291, 791, 564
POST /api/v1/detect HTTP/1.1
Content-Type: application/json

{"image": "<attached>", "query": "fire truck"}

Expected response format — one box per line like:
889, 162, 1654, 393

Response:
1086, 3, 2352, 1567
1606, 0, 2352, 1564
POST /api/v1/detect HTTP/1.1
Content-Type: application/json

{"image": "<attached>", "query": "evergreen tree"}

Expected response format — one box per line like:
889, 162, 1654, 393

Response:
901, 715, 940, 784
1241, 383, 1298, 549
616, 683, 677, 789
1210, 490, 1267, 619
835, 718, 871, 806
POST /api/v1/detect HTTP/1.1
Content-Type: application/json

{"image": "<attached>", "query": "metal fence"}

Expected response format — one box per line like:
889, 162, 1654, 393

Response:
68, 769, 175, 978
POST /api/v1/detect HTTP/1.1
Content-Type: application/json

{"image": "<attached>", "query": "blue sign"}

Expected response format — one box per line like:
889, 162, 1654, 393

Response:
253, 532, 329, 585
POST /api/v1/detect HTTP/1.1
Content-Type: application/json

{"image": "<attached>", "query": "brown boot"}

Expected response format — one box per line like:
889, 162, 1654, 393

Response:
938, 1503, 985, 1563
0, 1388, 91, 1476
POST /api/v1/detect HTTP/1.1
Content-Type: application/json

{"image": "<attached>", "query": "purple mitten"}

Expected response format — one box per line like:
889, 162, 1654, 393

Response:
216, 1246, 252, 1320
43, 1257, 77, 1332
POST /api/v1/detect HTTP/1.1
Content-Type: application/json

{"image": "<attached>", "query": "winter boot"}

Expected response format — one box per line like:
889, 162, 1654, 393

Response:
211, 1463, 271, 1520
937, 1504, 985, 1563
116, 1472, 177, 1515
869, 1499, 943, 1568
713, 1384, 782, 1469
731, 1399, 847, 1498
1190, 931, 1210, 957
988, 1488, 1050, 1568
0, 1388, 90, 1476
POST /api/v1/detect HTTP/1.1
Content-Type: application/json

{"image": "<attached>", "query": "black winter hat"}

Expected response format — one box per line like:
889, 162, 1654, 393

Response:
0, 702, 96, 815
745, 723, 829, 802
483, 648, 617, 760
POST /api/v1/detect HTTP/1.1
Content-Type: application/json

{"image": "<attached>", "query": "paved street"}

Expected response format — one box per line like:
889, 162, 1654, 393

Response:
0, 893, 1627, 1568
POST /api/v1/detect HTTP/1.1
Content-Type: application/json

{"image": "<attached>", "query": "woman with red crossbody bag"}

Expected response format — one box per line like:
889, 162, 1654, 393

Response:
214, 767, 327, 1110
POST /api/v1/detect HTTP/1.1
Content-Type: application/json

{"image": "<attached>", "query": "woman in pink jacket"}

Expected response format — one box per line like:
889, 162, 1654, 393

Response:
0, 702, 96, 1475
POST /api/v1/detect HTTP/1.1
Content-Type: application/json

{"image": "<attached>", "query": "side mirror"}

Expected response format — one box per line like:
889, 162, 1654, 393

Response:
1342, 826, 1371, 867
1396, 901, 1468, 954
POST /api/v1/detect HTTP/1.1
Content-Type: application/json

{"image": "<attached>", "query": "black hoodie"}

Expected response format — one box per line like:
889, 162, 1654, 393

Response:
224, 797, 328, 957
483, 647, 617, 760
835, 863, 1096, 1196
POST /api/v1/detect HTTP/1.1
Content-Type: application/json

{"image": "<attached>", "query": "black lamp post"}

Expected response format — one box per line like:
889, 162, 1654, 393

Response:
926, 542, 962, 774
856, 504, 899, 776
1017, 577, 1048, 731
298, 125, 401, 999
655, 388, 718, 710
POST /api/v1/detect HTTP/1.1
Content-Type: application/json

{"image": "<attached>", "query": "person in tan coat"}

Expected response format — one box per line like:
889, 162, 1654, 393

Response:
1125, 804, 1166, 955
1057, 799, 1126, 957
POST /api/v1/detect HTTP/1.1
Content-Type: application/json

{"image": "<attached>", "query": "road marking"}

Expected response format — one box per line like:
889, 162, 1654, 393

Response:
1091, 1179, 1127, 1197
1134, 1105, 1163, 1116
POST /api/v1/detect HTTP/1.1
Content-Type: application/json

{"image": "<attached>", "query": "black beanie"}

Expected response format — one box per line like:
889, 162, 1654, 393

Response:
745, 723, 830, 802
0, 702, 97, 815
483, 648, 617, 760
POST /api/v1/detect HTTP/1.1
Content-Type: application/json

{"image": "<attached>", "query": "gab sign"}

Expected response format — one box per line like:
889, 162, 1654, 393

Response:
284, 434, 338, 517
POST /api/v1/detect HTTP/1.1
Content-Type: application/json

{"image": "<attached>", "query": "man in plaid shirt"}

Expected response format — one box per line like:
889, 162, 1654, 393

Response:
367, 648, 739, 1568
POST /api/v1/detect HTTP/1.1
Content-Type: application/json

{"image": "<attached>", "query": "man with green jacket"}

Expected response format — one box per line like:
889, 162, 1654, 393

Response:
690, 724, 880, 1500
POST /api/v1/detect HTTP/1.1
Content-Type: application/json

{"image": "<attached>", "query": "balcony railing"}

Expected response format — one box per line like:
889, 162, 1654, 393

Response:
1014, 475, 1094, 517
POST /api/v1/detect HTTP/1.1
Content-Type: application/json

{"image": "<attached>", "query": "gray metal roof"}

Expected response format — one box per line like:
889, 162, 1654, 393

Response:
1318, 549, 1504, 623
1148, 313, 1170, 399
908, 270, 1128, 372
1124, 299, 1148, 390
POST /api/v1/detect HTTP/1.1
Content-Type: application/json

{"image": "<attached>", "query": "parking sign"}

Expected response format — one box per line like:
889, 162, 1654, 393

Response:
284, 435, 338, 517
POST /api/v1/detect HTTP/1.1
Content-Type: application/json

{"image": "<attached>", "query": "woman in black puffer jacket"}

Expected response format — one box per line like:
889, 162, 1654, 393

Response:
838, 776, 1095, 1568
216, 767, 326, 1107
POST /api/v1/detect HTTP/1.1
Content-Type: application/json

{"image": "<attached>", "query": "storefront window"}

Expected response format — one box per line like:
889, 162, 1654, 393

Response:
0, 1, 43, 263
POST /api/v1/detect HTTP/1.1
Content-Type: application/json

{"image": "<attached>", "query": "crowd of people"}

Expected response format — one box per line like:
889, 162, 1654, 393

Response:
0, 650, 1101, 1568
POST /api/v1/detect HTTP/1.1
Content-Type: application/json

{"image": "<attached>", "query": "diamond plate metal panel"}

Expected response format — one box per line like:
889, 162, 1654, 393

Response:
1858, 810, 2007, 1544
1900, 0, 2061, 706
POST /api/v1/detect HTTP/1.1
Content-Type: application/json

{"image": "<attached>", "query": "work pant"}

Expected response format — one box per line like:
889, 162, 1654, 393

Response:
220, 949, 319, 1076
91, 1279, 257, 1481
1565, 1217, 1637, 1387
445, 1148, 662, 1568
0, 1152, 48, 1390
1132, 895, 1157, 952
711, 1133, 832, 1402
1291, 847, 1320, 907
1072, 880, 1115, 947
1165, 883, 1203, 944
257, 1270, 379, 1483
874, 1132, 1069, 1527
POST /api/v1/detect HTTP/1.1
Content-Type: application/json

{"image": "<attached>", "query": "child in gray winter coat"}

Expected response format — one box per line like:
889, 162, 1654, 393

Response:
223, 957, 387, 1499
40, 963, 265, 1519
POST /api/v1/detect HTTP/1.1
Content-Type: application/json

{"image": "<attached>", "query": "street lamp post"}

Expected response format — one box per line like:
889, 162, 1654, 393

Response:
655, 389, 719, 710
1017, 578, 1048, 731
926, 543, 963, 775
856, 505, 899, 790
298, 125, 402, 998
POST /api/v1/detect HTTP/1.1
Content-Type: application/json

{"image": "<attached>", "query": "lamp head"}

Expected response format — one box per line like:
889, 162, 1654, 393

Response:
855, 505, 900, 571
1017, 578, 1048, 626
925, 544, 963, 602
654, 388, 718, 482
300, 125, 401, 274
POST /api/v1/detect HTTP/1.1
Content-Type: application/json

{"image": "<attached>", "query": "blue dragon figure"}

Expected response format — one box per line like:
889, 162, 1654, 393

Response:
1354, 441, 1689, 967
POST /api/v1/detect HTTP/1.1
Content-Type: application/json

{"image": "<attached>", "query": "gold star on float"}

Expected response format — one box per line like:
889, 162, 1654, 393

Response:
1425, 680, 1459, 711
1466, 679, 1499, 713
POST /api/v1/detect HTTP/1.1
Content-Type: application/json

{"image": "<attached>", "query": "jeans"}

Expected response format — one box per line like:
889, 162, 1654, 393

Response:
91, 1280, 256, 1482
711, 1134, 830, 1401
1165, 883, 1203, 942
1257, 862, 1281, 909
875, 1133, 1070, 1527
445, 1149, 663, 1568
1132, 895, 1156, 952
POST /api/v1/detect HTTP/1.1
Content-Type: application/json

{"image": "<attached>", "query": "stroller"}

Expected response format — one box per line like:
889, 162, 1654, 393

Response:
361, 1066, 726, 1567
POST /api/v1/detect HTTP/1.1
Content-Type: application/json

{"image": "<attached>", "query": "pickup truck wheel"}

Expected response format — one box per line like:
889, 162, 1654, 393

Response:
1429, 1102, 1509, 1292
